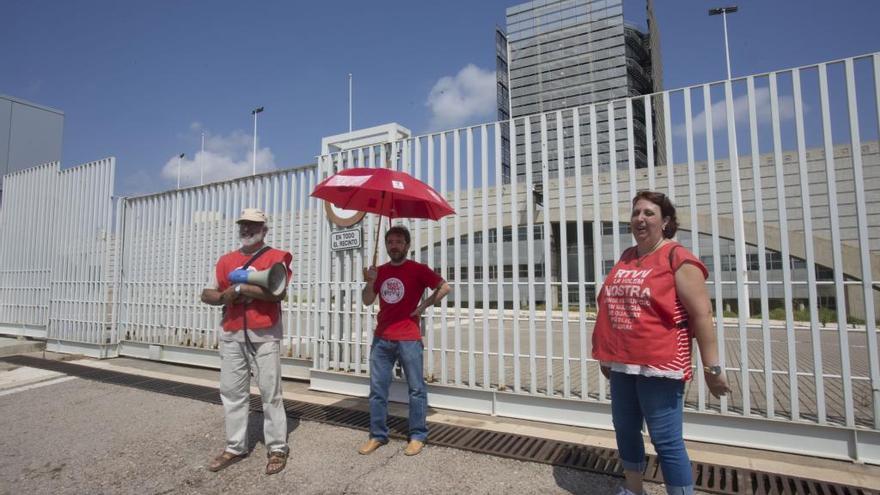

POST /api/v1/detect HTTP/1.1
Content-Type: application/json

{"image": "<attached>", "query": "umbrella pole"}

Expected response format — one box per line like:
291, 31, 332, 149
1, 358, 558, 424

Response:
372, 214, 382, 267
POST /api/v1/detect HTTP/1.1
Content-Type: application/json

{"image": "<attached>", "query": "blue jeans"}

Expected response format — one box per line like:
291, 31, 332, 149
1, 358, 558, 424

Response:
368, 337, 428, 442
610, 372, 693, 495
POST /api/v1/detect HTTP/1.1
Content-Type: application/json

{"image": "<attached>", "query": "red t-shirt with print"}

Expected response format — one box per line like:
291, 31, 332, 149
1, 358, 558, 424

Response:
373, 259, 443, 341
592, 242, 708, 378
215, 247, 292, 332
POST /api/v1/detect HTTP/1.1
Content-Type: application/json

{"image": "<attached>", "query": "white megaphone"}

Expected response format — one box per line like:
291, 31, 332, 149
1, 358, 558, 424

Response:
227, 263, 288, 296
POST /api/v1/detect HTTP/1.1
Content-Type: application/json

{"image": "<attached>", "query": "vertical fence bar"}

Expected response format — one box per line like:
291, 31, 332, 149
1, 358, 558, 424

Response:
510, 119, 522, 393
847, 57, 880, 427
524, 116, 538, 395
556, 110, 571, 398
573, 108, 588, 399
818, 63, 853, 426
480, 124, 491, 389
704, 85, 723, 413
792, 69, 825, 423
747, 75, 773, 419
664, 92, 675, 201
493, 123, 506, 390
540, 114, 554, 396
439, 132, 449, 385
591, 105, 606, 401
770, 72, 799, 421
466, 127, 476, 387
608, 102, 620, 261
645, 95, 655, 190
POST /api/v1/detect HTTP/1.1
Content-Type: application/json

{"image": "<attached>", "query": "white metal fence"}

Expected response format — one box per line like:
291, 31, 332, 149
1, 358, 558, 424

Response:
114, 167, 321, 372
1, 52, 879, 463
309, 52, 880, 463
0, 159, 116, 356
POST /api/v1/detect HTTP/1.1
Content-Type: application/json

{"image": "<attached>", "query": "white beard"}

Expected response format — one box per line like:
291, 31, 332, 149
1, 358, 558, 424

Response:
240, 232, 265, 248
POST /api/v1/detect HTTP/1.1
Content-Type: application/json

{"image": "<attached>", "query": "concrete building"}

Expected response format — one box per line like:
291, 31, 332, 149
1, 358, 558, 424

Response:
499, 0, 664, 180
0, 95, 64, 199
415, 141, 880, 321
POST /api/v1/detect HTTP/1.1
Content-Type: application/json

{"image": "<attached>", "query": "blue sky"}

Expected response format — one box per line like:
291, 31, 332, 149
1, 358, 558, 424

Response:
2, 0, 879, 195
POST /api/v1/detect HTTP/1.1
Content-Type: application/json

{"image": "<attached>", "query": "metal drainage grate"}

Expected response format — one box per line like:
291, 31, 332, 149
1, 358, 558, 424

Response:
2, 355, 871, 495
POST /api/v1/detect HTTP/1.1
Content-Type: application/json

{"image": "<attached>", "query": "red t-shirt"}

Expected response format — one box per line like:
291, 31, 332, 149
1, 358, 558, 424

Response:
592, 242, 708, 379
373, 259, 443, 341
214, 247, 292, 332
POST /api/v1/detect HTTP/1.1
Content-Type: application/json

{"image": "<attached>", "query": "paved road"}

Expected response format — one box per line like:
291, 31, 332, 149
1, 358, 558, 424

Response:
0, 364, 699, 495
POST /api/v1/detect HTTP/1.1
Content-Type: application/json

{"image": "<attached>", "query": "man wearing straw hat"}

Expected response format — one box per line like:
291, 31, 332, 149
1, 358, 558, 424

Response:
359, 224, 450, 457
201, 208, 292, 475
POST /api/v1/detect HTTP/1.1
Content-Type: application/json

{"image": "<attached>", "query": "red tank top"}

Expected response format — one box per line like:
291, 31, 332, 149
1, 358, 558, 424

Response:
592, 242, 708, 379
215, 247, 292, 332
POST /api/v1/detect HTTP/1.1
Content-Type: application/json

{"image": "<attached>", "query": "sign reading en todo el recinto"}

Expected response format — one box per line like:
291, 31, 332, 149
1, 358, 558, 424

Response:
330, 228, 362, 252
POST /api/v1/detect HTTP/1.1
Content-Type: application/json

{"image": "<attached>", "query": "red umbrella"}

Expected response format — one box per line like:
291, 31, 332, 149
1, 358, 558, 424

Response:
311, 167, 455, 265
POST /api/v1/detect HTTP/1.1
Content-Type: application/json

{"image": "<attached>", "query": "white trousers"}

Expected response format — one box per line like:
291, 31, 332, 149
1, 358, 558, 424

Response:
219, 340, 288, 455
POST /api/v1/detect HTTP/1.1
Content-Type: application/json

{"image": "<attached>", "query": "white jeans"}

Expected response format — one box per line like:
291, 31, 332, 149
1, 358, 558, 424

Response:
219, 340, 288, 455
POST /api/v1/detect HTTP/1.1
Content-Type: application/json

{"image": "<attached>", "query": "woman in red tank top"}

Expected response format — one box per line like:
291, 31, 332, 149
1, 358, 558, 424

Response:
593, 191, 730, 495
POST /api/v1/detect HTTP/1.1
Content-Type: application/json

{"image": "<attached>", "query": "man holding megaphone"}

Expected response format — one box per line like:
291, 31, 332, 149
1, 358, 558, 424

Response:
201, 208, 292, 475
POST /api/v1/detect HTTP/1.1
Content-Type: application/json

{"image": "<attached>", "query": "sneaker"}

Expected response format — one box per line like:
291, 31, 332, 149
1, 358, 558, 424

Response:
404, 439, 425, 456
613, 486, 646, 495
358, 438, 387, 455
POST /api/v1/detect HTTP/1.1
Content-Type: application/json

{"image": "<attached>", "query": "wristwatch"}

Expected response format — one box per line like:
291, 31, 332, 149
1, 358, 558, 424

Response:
703, 365, 723, 376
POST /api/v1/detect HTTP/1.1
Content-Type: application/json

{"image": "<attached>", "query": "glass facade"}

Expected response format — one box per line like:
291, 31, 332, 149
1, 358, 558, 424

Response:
500, 0, 663, 181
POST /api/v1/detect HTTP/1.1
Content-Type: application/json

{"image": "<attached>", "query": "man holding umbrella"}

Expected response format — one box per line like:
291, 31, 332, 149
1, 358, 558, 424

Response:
359, 225, 449, 456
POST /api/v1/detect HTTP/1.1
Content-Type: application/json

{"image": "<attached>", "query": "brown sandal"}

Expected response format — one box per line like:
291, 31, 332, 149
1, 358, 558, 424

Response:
208, 451, 246, 472
265, 450, 288, 475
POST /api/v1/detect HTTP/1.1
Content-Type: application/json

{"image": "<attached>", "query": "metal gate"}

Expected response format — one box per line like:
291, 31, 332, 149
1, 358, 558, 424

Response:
0, 159, 116, 357
113, 166, 321, 377
309, 53, 880, 464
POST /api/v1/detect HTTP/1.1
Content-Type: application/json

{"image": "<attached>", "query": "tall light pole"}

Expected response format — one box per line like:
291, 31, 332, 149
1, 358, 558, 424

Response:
251, 106, 264, 176
348, 73, 353, 133
709, 6, 738, 80
176, 153, 185, 189
200, 132, 205, 186
710, 5, 749, 322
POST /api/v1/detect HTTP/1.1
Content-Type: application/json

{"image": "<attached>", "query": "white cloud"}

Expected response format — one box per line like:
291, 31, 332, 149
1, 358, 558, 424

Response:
672, 87, 799, 138
160, 128, 276, 187
426, 64, 497, 130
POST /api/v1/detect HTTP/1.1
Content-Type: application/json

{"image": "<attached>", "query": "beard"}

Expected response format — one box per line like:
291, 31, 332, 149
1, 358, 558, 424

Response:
240, 231, 265, 248
388, 249, 406, 263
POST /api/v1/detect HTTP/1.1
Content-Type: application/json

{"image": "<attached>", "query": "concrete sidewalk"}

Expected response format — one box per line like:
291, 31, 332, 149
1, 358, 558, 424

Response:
0, 358, 652, 495
1, 351, 878, 493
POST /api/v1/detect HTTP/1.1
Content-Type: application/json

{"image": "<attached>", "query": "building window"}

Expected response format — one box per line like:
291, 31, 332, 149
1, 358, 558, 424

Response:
489, 265, 498, 279
747, 253, 760, 271
766, 252, 783, 270
461, 266, 468, 280
473, 265, 483, 280
503, 264, 513, 278
700, 256, 714, 272
721, 254, 737, 272
619, 223, 631, 234
474, 231, 482, 244
602, 222, 614, 235
488, 228, 497, 243
791, 258, 807, 270
522, 263, 545, 278
503, 226, 512, 242
534, 225, 543, 239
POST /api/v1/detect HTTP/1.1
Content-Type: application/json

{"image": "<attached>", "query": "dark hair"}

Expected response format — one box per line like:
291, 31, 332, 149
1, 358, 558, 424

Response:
385, 225, 411, 245
632, 190, 678, 238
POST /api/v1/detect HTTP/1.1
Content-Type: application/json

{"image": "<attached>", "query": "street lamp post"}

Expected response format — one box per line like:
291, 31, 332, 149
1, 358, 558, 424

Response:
348, 73, 353, 133
710, 5, 750, 322
200, 132, 205, 186
709, 6, 738, 80
176, 153, 185, 189
251, 106, 264, 176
